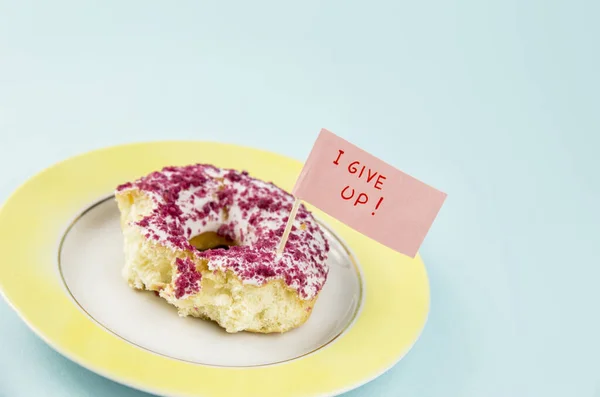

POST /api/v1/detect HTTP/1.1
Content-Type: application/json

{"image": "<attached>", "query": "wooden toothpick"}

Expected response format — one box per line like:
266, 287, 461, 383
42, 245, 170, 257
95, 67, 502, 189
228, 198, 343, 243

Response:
276, 197, 301, 257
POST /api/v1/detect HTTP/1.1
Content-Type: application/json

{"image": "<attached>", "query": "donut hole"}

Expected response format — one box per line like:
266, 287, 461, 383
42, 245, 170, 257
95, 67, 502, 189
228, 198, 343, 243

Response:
189, 232, 237, 252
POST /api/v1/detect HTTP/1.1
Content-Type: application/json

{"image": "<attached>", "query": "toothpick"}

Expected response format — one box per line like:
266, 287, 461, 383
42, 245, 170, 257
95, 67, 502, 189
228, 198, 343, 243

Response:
276, 197, 301, 257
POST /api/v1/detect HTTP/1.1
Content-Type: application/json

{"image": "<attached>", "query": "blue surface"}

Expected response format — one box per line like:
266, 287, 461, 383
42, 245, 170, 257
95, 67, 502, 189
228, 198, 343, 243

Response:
1, 1, 599, 396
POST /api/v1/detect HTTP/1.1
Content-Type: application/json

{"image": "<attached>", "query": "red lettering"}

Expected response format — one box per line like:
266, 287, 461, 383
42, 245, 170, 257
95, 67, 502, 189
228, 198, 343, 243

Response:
333, 149, 344, 165
354, 193, 369, 206
371, 197, 384, 215
348, 161, 359, 174
366, 169, 378, 183
374, 175, 386, 190
358, 165, 366, 178
341, 186, 355, 200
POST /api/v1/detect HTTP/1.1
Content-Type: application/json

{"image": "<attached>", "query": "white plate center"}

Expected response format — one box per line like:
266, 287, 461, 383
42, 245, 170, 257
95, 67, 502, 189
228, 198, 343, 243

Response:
59, 197, 363, 367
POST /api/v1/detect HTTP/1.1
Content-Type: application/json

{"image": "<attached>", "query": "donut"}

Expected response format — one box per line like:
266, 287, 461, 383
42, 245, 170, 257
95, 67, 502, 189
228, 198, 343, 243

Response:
114, 164, 330, 333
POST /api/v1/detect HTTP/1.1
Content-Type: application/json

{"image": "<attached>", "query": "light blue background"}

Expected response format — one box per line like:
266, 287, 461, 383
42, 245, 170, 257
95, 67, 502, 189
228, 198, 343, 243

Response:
1, 1, 599, 396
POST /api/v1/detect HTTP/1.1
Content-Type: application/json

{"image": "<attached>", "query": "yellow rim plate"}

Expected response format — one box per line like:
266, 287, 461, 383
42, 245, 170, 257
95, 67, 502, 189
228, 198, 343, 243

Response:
0, 141, 430, 397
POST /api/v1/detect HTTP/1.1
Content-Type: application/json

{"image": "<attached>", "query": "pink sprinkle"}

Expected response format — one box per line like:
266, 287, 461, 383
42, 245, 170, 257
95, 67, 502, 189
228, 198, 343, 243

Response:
174, 258, 201, 299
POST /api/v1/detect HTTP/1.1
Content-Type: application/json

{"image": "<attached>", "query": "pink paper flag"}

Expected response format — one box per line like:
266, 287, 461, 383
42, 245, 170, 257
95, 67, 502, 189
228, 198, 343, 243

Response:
293, 129, 447, 258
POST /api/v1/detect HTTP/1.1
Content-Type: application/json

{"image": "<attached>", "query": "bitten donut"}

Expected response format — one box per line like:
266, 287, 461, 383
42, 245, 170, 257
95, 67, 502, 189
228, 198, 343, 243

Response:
114, 164, 330, 333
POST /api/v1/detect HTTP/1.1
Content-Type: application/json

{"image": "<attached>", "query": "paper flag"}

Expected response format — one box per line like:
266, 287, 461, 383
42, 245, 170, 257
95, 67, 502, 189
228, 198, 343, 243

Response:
292, 129, 447, 258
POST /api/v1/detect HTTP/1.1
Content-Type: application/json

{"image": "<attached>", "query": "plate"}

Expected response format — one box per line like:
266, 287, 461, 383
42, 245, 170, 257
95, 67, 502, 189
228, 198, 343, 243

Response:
0, 141, 430, 397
